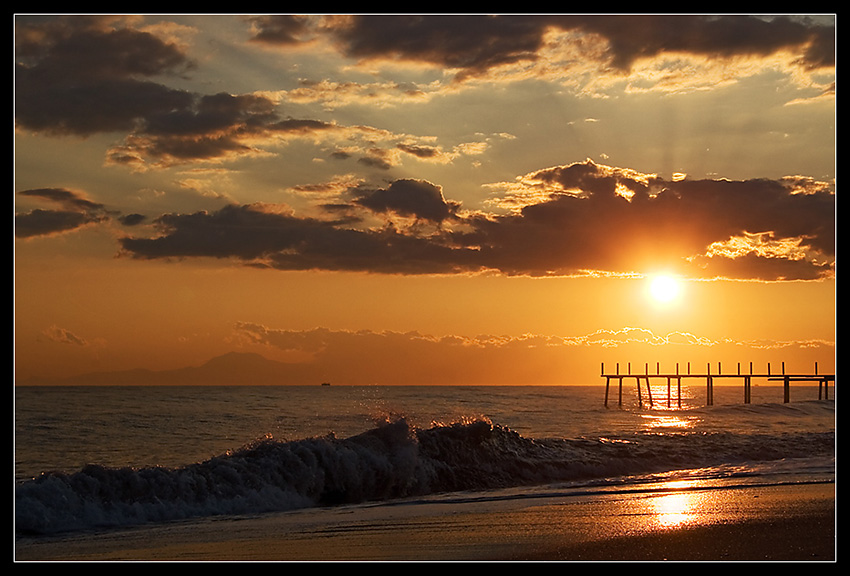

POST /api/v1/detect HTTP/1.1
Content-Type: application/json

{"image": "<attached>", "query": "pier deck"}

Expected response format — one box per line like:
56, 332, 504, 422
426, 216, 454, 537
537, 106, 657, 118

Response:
602, 362, 834, 408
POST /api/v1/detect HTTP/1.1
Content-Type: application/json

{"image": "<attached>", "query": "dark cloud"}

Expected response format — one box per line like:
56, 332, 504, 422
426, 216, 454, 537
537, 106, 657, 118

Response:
108, 92, 287, 165
460, 162, 834, 279
322, 15, 551, 80
19, 187, 106, 212
247, 15, 314, 45
568, 14, 835, 71
688, 251, 832, 281
106, 98, 346, 168
119, 203, 479, 275
15, 15, 833, 168
353, 179, 460, 223
15, 187, 111, 238
300, 14, 834, 80
117, 160, 834, 281
14, 17, 354, 168
15, 209, 106, 239
396, 143, 442, 160
357, 152, 395, 171
142, 92, 279, 137
15, 16, 194, 136
119, 213, 146, 226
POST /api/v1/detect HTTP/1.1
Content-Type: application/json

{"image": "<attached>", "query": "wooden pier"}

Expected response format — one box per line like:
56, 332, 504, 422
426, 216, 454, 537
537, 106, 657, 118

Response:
602, 362, 834, 408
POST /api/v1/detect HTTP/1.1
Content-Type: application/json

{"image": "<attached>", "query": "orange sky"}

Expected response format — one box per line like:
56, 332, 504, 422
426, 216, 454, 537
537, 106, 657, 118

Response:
14, 15, 835, 385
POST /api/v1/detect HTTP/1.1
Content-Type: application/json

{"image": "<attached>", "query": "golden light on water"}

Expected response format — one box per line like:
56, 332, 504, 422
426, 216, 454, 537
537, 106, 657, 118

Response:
653, 490, 696, 528
643, 480, 716, 529
641, 413, 696, 430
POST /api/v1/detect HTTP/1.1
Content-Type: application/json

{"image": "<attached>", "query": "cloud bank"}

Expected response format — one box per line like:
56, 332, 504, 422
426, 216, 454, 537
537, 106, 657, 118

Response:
16, 159, 834, 281
252, 14, 834, 84
15, 15, 834, 167
228, 322, 834, 385
104, 159, 832, 281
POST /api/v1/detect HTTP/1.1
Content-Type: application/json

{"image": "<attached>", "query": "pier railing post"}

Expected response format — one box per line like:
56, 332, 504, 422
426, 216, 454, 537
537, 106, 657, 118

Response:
603, 364, 610, 408
706, 363, 713, 406
636, 377, 642, 409
816, 362, 823, 400
782, 362, 790, 403
677, 376, 682, 408
618, 379, 623, 407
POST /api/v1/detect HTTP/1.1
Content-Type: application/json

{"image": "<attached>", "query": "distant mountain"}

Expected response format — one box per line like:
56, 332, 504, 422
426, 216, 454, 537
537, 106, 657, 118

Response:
18, 352, 319, 386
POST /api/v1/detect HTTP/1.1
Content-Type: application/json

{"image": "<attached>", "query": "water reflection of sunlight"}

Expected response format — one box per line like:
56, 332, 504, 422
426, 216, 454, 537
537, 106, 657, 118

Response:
641, 382, 700, 412
645, 480, 713, 529
640, 413, 696, 431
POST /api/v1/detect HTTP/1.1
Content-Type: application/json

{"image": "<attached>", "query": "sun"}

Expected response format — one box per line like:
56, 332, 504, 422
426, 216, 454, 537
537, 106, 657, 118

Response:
648, 274, 682, 304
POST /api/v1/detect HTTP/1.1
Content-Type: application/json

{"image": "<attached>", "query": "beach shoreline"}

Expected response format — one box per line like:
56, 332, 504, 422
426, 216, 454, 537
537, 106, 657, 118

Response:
15, 479, 835, 562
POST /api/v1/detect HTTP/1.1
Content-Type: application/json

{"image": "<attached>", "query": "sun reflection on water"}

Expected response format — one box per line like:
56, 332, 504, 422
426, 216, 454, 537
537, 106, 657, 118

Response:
643, 480, 716, 529
640, 412, 697, 431
652, 482, 698, 527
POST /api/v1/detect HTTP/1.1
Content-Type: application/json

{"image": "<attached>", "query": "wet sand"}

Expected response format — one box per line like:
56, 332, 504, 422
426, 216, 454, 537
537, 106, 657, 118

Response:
15, 480, 835, 562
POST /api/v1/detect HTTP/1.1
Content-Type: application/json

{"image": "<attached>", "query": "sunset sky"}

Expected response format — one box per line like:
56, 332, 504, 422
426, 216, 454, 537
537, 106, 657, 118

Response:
14, 14, 835, 385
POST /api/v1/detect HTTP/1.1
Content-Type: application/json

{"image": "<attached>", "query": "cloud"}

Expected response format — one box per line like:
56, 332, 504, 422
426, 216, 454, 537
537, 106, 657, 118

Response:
13, 17, 437, 171
15, 16, 194, 136
118, 213, 147, 226
229, 323, 833, 385
15, 210, 104, 239
579, 328, 714, 348
118, 203, 480, 275
785, 82, 835, 106
38, 325, 89, 346
688, 232, 833, 281
116, 159, 834, 281
103, 92, 298, 169
231, 323, 832, 357
467, 160, 835, 279
352, 179, 460, 223
277, 78, 439, 110
584, 328, 670, 347
232, 323, 586, 356
15, 15, 833, 172
15, 188, 111, 238
20, 158, 825, 281
247, 15, 314, 46
14, 17, 835, 281
18, 187, 107, 212
318, 15, 553, 81
565, 14, 834, 71
252, 14, 834, 90
15, 187, 158, 238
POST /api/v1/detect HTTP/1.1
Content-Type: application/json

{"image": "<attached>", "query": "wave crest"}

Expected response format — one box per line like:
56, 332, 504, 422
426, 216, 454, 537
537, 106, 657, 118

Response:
15, 417, 834, 535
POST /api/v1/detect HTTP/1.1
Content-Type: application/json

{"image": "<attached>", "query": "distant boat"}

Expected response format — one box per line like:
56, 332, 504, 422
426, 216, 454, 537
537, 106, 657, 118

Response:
321, 382, 331, 386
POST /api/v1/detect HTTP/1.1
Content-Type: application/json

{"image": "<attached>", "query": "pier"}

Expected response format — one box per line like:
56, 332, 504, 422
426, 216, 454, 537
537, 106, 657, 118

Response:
602, 362, 834, 408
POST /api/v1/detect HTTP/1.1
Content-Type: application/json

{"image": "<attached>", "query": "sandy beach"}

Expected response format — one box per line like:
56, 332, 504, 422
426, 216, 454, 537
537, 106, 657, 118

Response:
15, 479, 835, 562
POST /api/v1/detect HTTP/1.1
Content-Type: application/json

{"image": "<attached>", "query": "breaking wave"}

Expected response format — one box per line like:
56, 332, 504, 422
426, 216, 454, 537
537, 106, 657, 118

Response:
15, 416, 834, 536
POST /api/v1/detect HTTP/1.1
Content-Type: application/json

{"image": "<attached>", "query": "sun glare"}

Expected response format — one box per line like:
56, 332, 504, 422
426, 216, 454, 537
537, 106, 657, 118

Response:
648, 275, 681, 304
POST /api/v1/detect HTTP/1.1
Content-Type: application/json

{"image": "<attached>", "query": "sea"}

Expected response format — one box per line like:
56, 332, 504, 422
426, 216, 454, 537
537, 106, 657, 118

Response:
14, 383, 835, 537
